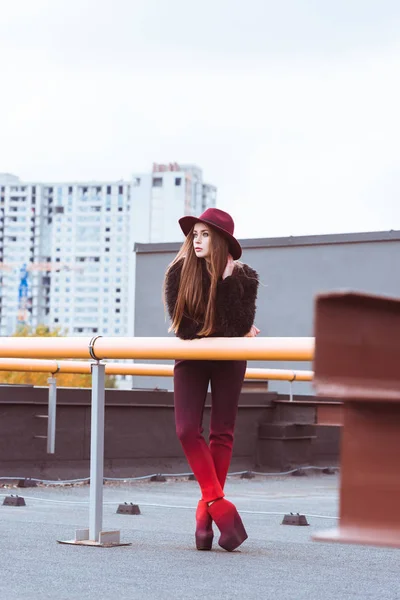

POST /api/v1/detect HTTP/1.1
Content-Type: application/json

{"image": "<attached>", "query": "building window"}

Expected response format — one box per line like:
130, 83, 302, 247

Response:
134, 178, 141, 186
175, 177, 182, 186
152, 177, 163, 188
106, 186, 111, 194
118, 185, 123, 194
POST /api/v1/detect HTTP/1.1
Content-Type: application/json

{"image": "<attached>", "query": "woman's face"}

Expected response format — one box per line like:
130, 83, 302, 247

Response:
193, 223, 211, 259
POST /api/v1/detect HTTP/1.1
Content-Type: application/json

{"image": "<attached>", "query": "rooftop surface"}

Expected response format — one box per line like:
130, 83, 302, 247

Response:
1, 473, 398, 600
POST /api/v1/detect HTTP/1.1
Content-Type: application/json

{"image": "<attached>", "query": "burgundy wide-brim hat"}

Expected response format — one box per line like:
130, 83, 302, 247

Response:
179, 208, 242, 260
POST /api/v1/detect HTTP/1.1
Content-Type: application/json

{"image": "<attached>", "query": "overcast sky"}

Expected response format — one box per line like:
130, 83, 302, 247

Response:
1, 0, 399, 238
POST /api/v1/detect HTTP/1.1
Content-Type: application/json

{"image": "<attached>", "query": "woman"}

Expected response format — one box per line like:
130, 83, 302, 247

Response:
163, 208, 259, 552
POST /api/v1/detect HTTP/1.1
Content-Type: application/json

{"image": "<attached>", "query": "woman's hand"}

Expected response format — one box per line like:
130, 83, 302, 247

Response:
222, 254, 235, 280
244, 325, 261, 337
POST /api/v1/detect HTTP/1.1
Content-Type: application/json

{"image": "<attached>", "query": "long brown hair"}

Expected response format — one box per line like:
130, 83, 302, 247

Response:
163, 224, 230, 336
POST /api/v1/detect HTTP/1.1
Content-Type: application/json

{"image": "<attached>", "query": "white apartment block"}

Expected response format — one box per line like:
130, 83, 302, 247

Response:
48, 181, 130, 338
0, 164, 216, 339
0, 175, 130, 337
131, 163, 217, 243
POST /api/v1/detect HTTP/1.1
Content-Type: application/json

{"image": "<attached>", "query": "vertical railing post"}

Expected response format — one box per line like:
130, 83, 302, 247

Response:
47, 376, 57, 454
289, 372, 296, 402
89, 361, 105, 542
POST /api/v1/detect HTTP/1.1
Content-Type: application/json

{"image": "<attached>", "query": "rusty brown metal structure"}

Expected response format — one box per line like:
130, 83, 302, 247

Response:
313, 291, 400, 548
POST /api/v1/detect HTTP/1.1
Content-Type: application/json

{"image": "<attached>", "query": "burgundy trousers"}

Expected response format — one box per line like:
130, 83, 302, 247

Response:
173, 359, 247, 503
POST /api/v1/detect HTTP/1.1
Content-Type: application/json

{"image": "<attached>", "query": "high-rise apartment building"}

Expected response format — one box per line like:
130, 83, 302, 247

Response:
0, 175, 131, 337
47, 181, 131, 338
131, 163, 216, 243
0, 164, 216, 338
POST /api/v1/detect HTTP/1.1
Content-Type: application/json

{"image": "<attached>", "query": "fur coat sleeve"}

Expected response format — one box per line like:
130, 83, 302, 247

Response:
215, 263, 259, 337
165, 259, 259, 340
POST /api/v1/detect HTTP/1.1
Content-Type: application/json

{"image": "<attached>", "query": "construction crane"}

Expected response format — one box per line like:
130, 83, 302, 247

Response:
17, 264, 30, 324
0, 261, 85, 326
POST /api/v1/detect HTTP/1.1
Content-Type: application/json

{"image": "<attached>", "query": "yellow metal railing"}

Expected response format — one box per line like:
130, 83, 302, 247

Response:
0, 336, 315, 361
0, 358, 313, 381
0, 335, 314, 545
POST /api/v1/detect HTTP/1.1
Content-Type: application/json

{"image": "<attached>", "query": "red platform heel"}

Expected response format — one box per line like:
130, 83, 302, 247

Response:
207, 498, 248, 552
195, 500, 214, 550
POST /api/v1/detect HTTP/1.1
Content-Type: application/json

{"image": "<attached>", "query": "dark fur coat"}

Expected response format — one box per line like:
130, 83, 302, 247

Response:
165, 258, 259, 339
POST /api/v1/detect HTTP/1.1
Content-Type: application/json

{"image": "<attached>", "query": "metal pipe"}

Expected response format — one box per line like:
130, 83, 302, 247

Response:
0, 336, 315, 362
0, 358, 60, 372
0, 337, 93, 359
0, 358, 314, 381
94, 336, 315, 361
245, 368, 312, 382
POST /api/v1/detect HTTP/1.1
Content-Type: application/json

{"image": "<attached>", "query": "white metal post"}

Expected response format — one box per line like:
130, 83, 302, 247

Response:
47, 377, 57, 454
89, 362, 106, 542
